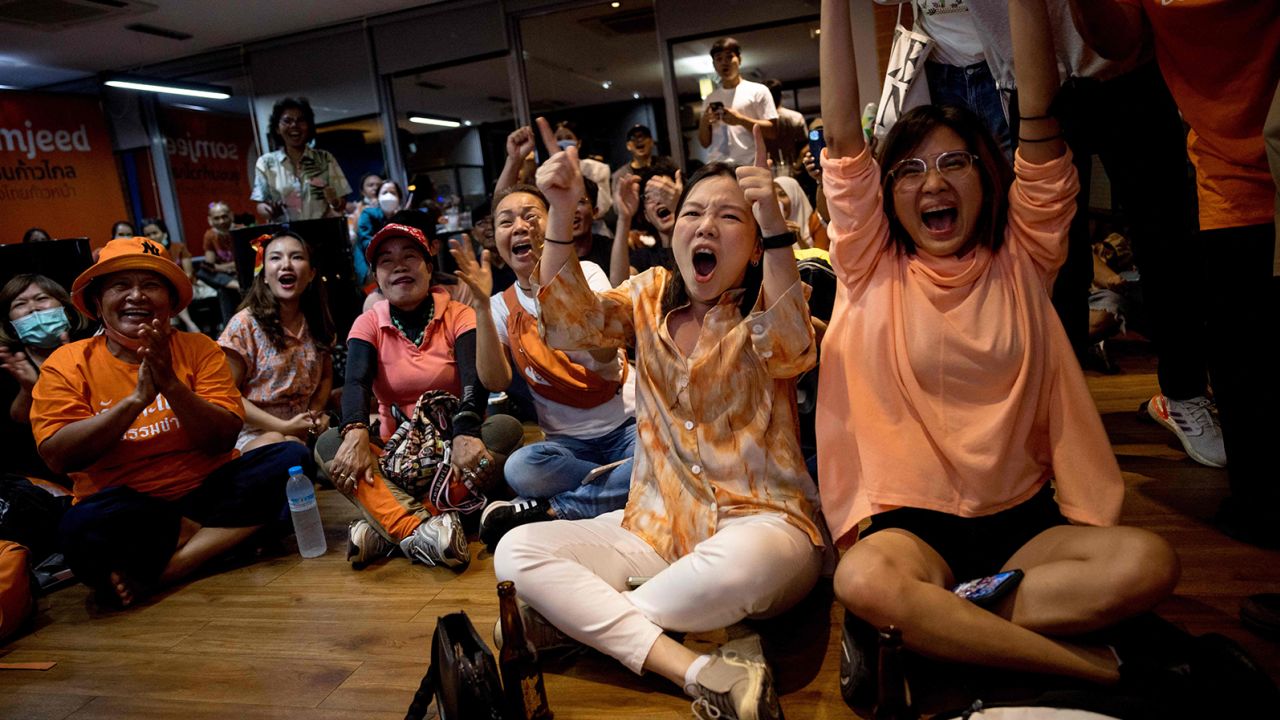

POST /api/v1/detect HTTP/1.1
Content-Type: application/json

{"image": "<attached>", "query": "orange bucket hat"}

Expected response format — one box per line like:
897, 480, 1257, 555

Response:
70, 236, 194, 317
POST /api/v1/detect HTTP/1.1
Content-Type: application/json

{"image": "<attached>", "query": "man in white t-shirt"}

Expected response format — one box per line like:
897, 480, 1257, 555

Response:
698, 37, 778, 166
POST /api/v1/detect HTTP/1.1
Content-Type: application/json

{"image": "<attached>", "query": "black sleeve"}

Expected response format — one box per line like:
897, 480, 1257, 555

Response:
451, 329, 485, 439
341, 338, 378, 428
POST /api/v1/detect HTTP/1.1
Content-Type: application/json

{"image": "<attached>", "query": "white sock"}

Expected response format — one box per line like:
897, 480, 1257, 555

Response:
683, 654, 713, 696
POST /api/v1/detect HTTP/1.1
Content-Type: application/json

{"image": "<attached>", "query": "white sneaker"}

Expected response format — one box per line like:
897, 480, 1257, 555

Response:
347, 520, 395, 569
399, 511, 470, 568
1147, 394, 1227, 468
688, 632, 783, 720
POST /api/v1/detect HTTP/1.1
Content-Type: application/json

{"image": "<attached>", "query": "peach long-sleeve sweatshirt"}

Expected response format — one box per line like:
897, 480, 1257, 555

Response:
816, 147, 1123, 545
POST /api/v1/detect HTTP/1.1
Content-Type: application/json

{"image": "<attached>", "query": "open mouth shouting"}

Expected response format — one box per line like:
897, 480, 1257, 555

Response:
275, 271, 298, 292
691, 244, 718, 284
920, 203, 959, 237
509, 238, 534, 260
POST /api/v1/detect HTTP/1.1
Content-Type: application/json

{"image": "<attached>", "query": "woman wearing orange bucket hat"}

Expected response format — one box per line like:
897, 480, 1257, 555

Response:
29, 236, 312, 608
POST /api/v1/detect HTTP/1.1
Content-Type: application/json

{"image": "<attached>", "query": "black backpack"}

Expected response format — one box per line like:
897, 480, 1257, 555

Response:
0, 474, 69, 564
405, 612, 508, 720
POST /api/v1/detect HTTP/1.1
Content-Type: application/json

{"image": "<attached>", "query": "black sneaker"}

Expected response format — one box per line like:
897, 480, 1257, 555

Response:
838, 610, 879, 712
479, 498, 552, 553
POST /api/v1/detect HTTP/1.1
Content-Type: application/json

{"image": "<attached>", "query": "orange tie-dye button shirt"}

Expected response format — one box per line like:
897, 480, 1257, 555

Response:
537, 259, 822, 563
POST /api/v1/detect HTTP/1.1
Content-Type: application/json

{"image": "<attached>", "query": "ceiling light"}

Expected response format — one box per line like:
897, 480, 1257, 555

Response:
463, 120, 473, 126
632, 92, 641, 99
104, 74, 230, 100
611, 1, 621, 6
601, 80, 612, 89
409, 114, 461, 128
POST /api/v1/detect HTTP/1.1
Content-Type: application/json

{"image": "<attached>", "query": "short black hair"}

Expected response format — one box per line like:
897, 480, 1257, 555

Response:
710, 37, 741, 58
268, 97, 317, 148
581, 177, 598, 210
764, 79, 784, 107
493, 184, 549, 213
139, 217, 167, 236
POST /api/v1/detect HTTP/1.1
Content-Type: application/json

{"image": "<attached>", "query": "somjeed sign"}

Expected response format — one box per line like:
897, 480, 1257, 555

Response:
0, 91, 130, 246
158, 106, 257, 256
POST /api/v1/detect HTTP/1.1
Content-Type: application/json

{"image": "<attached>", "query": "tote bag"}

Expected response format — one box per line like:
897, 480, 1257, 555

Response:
872, 3, 934, 145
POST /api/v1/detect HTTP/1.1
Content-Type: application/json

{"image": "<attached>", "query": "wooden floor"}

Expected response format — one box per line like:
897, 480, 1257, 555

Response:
2, 346, 1277, 719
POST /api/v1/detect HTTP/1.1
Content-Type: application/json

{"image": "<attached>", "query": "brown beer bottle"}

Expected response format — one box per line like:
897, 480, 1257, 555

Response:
873, 626, 918, 720
496, 581, 552, 720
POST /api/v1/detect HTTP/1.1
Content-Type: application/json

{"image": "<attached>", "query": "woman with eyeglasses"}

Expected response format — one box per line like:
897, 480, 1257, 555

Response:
251, 97, 351, 223
816, 0, 1179, 698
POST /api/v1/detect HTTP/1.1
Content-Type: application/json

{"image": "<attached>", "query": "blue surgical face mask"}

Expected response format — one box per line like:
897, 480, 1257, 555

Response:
557, 139, 577, 150
11, 307, 70, 348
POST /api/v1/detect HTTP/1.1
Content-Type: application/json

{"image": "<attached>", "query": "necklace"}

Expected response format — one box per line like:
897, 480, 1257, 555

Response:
390, 296, 435, 346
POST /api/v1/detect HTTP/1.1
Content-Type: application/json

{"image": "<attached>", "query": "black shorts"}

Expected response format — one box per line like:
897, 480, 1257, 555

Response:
863, 483, 1066, 584
58, 443, 311, 592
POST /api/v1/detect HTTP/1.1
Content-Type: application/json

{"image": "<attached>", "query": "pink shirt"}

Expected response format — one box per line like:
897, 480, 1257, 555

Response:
816, 147, 1123, 545
347, 287, 476, 442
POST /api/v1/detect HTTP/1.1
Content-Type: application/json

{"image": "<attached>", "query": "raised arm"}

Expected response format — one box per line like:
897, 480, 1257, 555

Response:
1067, 0, 1145, 62
611, 175, 641, 287
495, 126, 536, 197
449, 236, 512, 391
738, 125, 801, 311
535, 117, 586, 288
820, 0, 865, 160
1010, 0, 1067, 164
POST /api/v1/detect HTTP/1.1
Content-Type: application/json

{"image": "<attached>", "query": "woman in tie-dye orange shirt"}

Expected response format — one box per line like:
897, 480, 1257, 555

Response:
494, 119, 821, 719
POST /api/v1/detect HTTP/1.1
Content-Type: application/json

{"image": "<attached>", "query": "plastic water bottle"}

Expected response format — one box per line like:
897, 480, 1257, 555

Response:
285, 465, 327, 558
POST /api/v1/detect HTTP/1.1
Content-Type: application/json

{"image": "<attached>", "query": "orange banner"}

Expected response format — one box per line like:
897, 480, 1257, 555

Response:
0, 91, 130, 247
159, 107, 257, 256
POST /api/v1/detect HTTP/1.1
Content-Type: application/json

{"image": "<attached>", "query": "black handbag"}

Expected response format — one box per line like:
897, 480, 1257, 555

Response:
405, 611, 508, 720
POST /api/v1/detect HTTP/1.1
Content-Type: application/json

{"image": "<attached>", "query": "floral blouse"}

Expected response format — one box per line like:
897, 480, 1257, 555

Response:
538, 260, 822, 562
250, 146, 351, 222
217, 309, 324, 448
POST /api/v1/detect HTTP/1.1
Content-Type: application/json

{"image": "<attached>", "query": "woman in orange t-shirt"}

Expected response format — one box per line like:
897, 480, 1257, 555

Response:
30, 237, 310, 609
818, 0, 1179, 700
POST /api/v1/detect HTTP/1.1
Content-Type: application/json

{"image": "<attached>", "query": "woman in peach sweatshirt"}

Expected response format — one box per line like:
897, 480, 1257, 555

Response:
816, 0, 1179, 694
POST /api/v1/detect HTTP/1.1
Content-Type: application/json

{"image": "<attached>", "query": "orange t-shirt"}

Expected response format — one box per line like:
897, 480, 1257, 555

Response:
30, 333, 244, 503
1119, 0, 1280, 230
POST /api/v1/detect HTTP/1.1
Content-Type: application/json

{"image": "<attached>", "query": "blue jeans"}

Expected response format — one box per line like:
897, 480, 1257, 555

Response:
503, 420, 636, 520
924, 60, 1013, 161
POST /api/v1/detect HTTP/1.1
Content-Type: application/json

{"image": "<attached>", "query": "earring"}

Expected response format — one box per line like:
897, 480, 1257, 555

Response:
750, 256, 761, 267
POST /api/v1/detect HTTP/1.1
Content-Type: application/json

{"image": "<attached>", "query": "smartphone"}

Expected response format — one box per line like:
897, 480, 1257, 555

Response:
709, 101, 724, 114
952, 569, 1024, 607
581, 459, 629, 486
808, 126, 826, 159
626, 576, 651, 589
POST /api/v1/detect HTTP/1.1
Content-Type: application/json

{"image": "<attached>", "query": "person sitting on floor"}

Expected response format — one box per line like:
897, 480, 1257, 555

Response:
495, 119, 822, 720
447, 183, 636, 551
319, 223, 521, 571
30, 236, 311, 608
218, 231, 334, 453
815, 0, 1178, 702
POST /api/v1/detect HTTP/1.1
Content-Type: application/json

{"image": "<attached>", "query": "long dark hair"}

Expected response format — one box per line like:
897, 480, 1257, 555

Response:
659, 161, 763, 318
877, 104, 1013, 254
237, 231, 334, 350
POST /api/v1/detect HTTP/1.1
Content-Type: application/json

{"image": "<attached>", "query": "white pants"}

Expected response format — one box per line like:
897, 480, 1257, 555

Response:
493, 510, 822, 674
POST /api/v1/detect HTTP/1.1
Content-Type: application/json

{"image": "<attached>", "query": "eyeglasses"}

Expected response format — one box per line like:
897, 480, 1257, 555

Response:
889, 151, 977, 188
278, 116, 309, 127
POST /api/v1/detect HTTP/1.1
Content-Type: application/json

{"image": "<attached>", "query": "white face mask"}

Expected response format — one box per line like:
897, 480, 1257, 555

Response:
378, 193, 399, 214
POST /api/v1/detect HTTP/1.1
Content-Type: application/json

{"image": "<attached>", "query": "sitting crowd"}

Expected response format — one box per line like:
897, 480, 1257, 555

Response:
2, 0, 1277, 716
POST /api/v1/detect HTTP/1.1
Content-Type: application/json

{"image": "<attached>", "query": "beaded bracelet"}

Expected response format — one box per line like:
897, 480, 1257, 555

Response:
340, 422, 369, 437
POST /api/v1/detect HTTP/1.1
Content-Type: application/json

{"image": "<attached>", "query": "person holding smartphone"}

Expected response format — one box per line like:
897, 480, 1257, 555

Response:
698, 37, 779, 166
